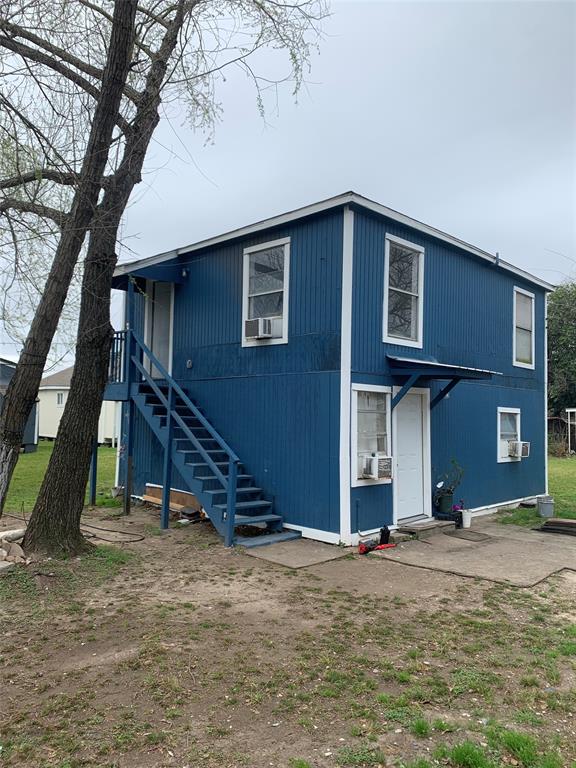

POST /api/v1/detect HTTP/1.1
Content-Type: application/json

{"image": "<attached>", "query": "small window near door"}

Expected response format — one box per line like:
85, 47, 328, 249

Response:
352, 385, 392, 486
513, 287, 535, 368
242, 238, 290, 346
383, 235, 424, 348
497, 407, 521, 462
56, 392, 65, 407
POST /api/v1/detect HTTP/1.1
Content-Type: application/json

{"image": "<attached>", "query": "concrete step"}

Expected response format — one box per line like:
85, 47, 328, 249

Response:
396, 518, 455, 540
235, 530, 302, 548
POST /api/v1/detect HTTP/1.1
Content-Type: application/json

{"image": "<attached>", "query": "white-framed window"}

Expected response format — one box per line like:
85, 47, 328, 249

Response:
513, 287, 535, 369
383, 234, 424, 348
242, 237, 290, 347
56, 392, 65, 407
497, 407, 521, 463
351, 384, 392, 486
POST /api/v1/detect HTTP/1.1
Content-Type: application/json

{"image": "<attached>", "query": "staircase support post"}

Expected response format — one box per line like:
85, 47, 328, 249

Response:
160, 382, 174, 531
161, 386, 174, 530
224, 459, 238, 547
89, 436, 98, 505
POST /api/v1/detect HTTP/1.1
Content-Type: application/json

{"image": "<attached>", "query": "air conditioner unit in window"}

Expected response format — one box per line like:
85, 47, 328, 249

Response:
245, 317, 273, 340
362, 454, 393, 480
508, 441, 530, 458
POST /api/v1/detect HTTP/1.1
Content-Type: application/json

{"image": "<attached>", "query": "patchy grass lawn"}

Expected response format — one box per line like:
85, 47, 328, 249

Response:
0, 506, 574, 768
499, 455, 576, 526
4, 440, 119, 513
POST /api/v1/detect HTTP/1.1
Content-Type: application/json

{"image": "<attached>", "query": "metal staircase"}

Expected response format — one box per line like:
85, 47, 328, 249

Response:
115, 331, 300, 548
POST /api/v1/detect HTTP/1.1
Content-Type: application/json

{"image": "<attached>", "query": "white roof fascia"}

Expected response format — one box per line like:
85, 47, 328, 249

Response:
113, 192, 554, 291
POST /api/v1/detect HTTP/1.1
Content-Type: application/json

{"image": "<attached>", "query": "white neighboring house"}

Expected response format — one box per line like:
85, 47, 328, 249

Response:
38, 366, 121, 445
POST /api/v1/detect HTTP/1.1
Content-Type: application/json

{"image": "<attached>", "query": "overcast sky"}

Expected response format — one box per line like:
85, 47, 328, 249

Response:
1, 0, 575, 361
121, 0, 576, 284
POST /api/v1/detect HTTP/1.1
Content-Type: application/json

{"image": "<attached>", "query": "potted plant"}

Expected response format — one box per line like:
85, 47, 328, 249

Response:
433, 460, 464, 520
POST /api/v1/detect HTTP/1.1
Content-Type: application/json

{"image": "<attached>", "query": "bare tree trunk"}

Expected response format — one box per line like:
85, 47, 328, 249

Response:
23, 224, 117, 555
0, 0, 138, 515
23, 4, 185, 555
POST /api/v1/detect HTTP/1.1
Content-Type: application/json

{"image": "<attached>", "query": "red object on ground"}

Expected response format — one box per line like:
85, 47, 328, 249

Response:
358, 541, 397, 554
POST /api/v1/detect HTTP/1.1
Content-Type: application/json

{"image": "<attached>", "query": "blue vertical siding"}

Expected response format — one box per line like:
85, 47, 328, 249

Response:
125, 210, 345, 533
430, 379, 546, 507
119, 200, 548, 540
350, 209, 547, 530
352, 210, 545, 380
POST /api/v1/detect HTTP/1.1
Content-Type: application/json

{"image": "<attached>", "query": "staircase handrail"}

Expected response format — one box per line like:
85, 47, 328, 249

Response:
131, 331, 240, 463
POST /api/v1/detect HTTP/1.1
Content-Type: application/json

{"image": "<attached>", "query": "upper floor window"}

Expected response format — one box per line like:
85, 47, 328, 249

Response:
56, 392, 65, 406
513, 287, 535, 369
242, 238, 290, 347
383, 235, 424, 348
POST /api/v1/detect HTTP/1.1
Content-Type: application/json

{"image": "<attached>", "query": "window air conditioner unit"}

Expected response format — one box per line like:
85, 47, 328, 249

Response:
362, 454, 393, 480
245, 317, 273, 340
508, 441, 530, 458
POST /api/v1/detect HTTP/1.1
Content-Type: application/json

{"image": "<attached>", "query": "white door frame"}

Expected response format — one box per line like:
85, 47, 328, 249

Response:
391, 386, 432, 525
143, 279, 174, 376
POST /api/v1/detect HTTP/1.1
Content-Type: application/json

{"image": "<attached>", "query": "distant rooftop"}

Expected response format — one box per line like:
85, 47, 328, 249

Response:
40, 366, 74, 388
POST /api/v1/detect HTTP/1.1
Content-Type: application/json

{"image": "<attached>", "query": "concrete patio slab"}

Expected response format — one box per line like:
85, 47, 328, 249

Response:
369, 520, 576, 587
245, 538, 350, 569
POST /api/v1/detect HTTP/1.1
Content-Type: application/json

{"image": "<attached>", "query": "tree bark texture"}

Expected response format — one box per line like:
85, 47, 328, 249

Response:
0, 0, 138, 515
23, 223, 118, 555
24, 3, 185, 554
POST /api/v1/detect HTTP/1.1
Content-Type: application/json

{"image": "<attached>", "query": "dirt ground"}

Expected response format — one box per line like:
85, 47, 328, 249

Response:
1, 506, 575, 768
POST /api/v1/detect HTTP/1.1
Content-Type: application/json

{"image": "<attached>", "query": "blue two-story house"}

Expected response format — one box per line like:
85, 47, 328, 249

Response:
105, 192, 551, 547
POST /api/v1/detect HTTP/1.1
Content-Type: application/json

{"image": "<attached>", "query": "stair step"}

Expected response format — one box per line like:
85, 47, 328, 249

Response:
133, 385, 292, 548
196, 474, 252, 482
234, 513, 281, 525
186, 461, 241, 469
236, 530, 302, 548
213, 500, 272, 511
205, 487, 262, 496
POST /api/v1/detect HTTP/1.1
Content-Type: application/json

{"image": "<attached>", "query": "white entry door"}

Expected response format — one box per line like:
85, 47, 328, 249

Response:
145, 281, 173, 377
394, 391, 430, 522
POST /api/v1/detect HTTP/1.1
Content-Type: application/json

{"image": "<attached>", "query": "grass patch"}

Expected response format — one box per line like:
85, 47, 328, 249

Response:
5, 441, 119, 513
410, 717, 431, 737
447, 741, 495, 768
337, 745, 387, 766
499, 456, 576, 525
0, 567, 39, 603
486, 726, 564, 768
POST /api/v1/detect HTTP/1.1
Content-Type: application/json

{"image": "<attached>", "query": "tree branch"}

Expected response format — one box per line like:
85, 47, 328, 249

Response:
0, 34, 133, 135
0, 198, 68, 227
0, 169, 78, 190
78, 0, 156, 59
0, 19, 141, 105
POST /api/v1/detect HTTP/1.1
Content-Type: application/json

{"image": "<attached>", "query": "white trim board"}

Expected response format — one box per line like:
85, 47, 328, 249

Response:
339, 207, 354, 544
114, 191, 553, 292
544, 293, 549, 494
468, 494, 546, 516
283, 523, 342, 545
